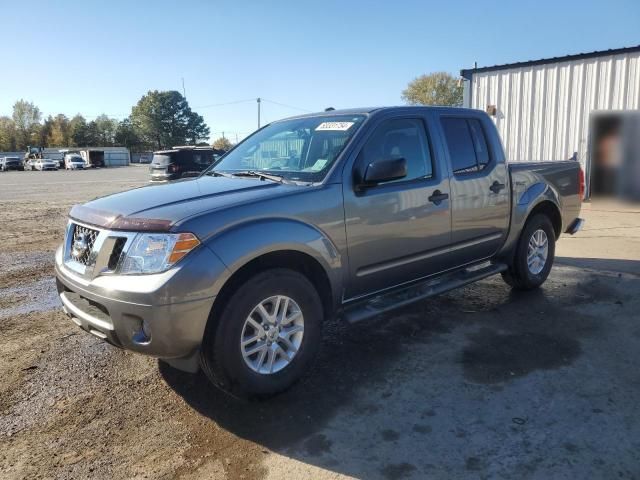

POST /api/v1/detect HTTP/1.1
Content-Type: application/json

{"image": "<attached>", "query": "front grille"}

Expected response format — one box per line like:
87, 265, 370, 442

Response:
108, 237, 127, 270
70, 224, 99, 266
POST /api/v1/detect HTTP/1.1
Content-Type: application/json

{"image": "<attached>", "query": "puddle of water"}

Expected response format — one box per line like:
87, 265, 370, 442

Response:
0, 277, 60, 319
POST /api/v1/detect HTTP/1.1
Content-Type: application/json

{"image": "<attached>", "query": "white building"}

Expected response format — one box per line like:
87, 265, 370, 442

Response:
43, 146, 130, 167
461, 45, 640, 197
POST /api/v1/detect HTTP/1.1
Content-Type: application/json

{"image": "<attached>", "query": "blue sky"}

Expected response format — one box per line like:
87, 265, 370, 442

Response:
1, 0, 639, 142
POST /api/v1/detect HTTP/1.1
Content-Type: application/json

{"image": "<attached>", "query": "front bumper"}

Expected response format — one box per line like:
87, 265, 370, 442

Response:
149, 172, 175, 182
55, 243, 227, 370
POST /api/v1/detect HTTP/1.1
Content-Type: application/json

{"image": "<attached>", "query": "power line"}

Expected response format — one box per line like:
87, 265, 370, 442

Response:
261, 98, 312, 112
194, 98, 256, 109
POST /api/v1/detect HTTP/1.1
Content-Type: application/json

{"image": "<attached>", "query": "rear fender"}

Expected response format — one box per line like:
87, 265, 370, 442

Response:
499, 182, 561, 260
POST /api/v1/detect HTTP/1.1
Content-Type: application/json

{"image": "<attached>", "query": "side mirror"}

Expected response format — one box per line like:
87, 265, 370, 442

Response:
360, 157, 407, 187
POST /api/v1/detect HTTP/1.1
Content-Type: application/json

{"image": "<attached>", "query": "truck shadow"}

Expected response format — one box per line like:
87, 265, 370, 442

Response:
159, 267, 626, 478
159, 307, 453, 450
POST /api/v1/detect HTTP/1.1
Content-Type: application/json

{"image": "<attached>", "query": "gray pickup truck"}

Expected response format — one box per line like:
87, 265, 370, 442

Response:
55, 107, 584, 397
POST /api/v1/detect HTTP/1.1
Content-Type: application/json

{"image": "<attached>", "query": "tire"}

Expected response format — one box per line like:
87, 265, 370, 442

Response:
501, 214, 556, 290
200, 268, 323, 399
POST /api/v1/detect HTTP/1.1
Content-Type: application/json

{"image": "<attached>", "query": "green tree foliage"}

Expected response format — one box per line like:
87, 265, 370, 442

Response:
0, 116, 17, 151
1, 94, 210, 152
212, 136, 233, 151
69, 115, 90, 147
94, 114, 118, 145
114, 119, 141, 150
47, 114, 71, 147
12, 99, 42, 149
402, 72, 463, 107
130, 90, 210, 149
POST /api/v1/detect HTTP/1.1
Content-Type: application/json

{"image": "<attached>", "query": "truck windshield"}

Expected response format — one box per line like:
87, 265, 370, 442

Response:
209, 114, 366, 182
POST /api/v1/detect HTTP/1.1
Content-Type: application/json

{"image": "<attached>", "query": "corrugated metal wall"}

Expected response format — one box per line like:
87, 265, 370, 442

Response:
104, 150, 130, 166
468, 51, 640, 167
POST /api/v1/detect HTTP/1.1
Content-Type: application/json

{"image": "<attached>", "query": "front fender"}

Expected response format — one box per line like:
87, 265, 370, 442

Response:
205, 218, 343, 307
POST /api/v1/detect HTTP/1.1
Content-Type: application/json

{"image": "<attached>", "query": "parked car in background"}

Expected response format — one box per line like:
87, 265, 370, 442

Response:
64, 154, 86, 170
0, 157, 24, 171
56, 106, 584, 398
149, 146, 222, 182
29, 158, 58, 171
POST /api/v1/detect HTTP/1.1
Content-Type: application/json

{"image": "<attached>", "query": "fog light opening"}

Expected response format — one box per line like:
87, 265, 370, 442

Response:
132, 319, 152, 345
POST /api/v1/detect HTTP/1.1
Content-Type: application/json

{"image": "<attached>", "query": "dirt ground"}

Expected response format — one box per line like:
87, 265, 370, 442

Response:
1, 167, 639, 479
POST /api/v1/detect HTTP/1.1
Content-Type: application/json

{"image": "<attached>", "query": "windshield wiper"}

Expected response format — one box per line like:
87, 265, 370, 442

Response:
205, 170, 234, 178
230, 170, 285, 183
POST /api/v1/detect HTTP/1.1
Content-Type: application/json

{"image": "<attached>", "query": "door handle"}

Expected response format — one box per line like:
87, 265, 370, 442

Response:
490, 181, 506, 194
428, 190, 449, 205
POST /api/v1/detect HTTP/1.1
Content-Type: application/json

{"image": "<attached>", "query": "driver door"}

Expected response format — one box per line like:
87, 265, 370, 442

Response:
343, 115, 452, 299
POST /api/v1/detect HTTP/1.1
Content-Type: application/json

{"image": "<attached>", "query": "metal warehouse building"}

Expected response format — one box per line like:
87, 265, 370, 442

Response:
461, 45, 640, 197
43, 146, 130, 167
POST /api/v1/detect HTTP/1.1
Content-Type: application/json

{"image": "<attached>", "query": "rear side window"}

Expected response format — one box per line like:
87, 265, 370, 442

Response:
358, 118, 433, 183
441, 117, 492, 175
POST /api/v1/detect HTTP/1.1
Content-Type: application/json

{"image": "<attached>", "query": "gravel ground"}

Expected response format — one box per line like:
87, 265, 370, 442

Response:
0, 167, 639, 479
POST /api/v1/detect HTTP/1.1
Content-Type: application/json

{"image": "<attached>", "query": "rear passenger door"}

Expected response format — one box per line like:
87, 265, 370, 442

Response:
439, 114, 509, 266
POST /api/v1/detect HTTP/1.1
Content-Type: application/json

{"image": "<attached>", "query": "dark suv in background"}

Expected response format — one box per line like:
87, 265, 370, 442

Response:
149, 146, 224, 182
0, 157, 24, 171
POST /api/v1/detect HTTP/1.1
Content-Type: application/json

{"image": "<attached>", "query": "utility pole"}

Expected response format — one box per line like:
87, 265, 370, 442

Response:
257, 97, 261, 129
222, 131, 225, 139
181, 78, 186, 99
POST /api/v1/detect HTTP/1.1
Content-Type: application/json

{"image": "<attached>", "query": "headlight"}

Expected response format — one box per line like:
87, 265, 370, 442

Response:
117, 232, 200, 275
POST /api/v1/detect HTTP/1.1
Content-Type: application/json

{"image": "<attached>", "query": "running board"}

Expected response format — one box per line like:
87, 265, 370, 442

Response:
342, 262, 508, 324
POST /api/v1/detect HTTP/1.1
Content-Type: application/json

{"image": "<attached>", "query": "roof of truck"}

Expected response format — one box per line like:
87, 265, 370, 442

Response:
276, 105, 474, 122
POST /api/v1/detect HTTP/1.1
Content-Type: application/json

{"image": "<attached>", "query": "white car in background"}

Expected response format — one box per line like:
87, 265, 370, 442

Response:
30, 158, 59, 171
64, 154, 86, 170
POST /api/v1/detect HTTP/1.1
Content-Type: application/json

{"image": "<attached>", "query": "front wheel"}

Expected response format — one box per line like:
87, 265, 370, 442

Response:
502, 214, 556, 290
200, 269, 323, 398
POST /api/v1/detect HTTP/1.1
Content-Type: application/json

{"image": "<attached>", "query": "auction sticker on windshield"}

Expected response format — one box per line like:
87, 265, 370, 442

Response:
316, 122, 354, 131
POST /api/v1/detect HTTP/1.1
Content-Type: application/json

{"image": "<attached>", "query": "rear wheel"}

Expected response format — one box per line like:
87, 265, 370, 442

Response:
502, 214, 555, 290
200, 269, 323, 398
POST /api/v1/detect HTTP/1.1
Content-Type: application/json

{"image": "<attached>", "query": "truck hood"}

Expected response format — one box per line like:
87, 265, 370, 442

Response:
69, 176, 296, 231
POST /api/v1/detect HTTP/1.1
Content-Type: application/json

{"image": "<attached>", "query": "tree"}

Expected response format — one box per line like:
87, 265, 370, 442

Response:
114, 118, 141, 150
85, 121, 101, 146
12, 99, 42, 149
0, 116, 17, 151
40, 116, 54, 146
70, 114, 90, 147
47, 114, 71, 147
401, 72, 463, 107
212, 136, 233, 151
94, 114, 118, 146
130, 90, 210, 149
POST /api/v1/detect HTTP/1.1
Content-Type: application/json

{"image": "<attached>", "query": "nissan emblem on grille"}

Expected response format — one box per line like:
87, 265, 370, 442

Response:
71, 232, 88, 258
70, 224, 99, 265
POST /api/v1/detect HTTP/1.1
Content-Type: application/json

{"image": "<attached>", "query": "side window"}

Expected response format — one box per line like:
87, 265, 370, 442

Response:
441, 117, 478, 174
467, 118, 490, 170
358, 118, 433, 183
441, 117, 492, 175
